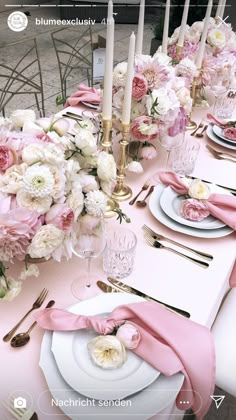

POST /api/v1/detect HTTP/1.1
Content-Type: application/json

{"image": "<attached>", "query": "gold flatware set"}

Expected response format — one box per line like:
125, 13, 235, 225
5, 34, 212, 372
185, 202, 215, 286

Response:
206, 144, 236, 163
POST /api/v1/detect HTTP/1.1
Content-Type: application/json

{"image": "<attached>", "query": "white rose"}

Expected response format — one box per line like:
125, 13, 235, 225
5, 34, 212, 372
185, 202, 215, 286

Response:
147, 88, 171, 117
127, 161, 143, 173
28, 224, 64, 259
207, 29, 226, 49
0, 163, 27, 194
113, 62, 127, 87
66, 190, 84, 220
77, 170, 99, 193
88, 335, 127, 369
97, 151, 116, 182
10, 109, 36, 128
188, 179, 210, 200
74, 129, 97, 156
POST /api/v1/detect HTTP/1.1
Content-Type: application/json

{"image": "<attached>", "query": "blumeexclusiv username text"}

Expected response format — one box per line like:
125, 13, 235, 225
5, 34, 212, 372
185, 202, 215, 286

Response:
35, 18, 96, 26
51, 398, 132, 407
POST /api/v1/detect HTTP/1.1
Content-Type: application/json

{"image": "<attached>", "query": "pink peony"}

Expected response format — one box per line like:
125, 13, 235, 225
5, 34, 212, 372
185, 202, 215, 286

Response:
116, 322, 141, 349
0, 208, 42, 262
139, 145, 158, 160
131, 116, 159, 142
168, 108, 187, 137
0, 145, 17, 173
45, 204, 74, 233
132, 74, 148, 100
180, 199, 210, 222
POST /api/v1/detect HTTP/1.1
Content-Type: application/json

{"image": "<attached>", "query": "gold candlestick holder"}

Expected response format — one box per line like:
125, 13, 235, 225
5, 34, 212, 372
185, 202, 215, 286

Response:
192, 74, 209, 109
185, 79, 198, 130
112, 123, 132, 202
175, 44, 183, 62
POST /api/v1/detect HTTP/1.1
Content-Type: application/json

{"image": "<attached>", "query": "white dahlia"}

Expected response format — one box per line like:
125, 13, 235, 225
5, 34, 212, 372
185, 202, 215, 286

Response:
23, 164, 54, 197
84, 190, 107, 216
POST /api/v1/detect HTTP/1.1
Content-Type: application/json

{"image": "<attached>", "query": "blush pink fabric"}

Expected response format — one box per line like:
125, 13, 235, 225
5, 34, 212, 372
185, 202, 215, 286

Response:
159, 172, 236, 230
229, 262, 236, 287
35, 301, 215, 420
64, 84, 101, 108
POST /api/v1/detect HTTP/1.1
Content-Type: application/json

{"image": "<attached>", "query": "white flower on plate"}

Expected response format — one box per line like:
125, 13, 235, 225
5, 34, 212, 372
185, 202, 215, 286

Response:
0, 163, 28, 195
27, 224, 64, 259
23, 164, 55, 197
84, 190, 107, 216
19, 264, 39, 280
0, 277, 22, 301
66, 190, 84, 220
97, 151, 116, 182
127, 161, 144, 173
113, 62, 128, 87
88, 335, 127, 369
10, 109, 36, 128
188, 179, 211, 200
17, 190, 52, 214
74, 129, 97, 156
207, 29, 226, 49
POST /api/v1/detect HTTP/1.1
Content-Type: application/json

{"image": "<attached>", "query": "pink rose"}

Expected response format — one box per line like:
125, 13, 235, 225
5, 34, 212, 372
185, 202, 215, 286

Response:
116, 322, 141, 349
131, 116, 158, 142
79, 214, 101, 235
139, 145, 158, 160
0, 146, 17, 173
45, 204, 74, 233
132, 74, 148, 100
180, 199, 210, 222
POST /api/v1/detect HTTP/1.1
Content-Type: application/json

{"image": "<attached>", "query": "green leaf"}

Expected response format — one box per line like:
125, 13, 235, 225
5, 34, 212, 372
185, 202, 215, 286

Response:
56, 95, 67, 106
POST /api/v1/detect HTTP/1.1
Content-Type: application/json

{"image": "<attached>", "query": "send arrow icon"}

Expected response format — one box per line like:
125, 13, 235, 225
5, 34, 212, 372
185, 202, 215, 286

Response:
210, 395, 225, 409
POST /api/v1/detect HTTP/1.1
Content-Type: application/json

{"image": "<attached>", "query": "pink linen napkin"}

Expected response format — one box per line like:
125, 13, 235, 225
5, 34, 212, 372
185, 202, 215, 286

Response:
64, 84, 101, 108
229, 261, 236, 287
35, 301, 215, 420
159, 172, 236, 230
207, 113, 236, 128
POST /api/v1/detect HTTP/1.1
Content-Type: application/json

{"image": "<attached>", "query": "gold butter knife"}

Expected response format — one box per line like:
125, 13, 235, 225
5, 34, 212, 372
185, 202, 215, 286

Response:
107, 278, 190, 318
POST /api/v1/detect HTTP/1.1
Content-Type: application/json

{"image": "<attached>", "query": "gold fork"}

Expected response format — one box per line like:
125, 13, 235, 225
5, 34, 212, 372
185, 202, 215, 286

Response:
3, 288, 48, 342
144, 231, 209, 268
2, 397, 37, 419
142, 225, 213, 261
206, 145, 236, 163
129, 180, 149, 205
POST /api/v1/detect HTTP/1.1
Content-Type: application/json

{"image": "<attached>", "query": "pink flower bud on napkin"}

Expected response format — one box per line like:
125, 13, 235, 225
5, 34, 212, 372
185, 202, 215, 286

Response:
116, 322, 141, 349
180, 199, 210, 222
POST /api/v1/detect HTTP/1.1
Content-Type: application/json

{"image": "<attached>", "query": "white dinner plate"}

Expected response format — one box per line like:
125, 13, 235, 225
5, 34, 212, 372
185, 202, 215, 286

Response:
149, 185, 234, 238
206, 125, 236, 151
160, 186, 225, 230
51, 294, 160, 400
39, 293, 184, 420
213, 125, 236, 145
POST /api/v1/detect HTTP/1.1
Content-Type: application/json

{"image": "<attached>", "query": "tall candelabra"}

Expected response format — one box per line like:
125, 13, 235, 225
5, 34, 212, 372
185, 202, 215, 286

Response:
175, 45, 183, 62
112, 123, 132, 201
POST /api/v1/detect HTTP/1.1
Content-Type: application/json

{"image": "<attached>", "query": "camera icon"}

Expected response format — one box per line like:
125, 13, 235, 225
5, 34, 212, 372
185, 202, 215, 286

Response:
14, 397, 27, 409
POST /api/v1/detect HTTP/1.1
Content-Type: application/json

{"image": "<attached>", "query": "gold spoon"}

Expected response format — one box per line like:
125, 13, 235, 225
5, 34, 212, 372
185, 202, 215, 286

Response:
10, 300, 55, 348
136, 185, 155, 207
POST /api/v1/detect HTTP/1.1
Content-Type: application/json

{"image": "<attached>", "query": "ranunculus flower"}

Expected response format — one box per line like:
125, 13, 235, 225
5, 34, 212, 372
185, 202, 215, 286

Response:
131, 116, 158, 142
188, 179, 210, 200
0, 146, 17, 173
45, 204, 74, 233
180, 199, 210, 221
116, 322, 141, 349
132, 74, 148, 100
139, 145, 158, 160
10, 109, 36, 128
88, 335, 127, 369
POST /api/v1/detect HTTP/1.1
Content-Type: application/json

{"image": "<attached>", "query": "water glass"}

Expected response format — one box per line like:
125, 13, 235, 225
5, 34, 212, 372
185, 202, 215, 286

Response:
214, 88, 236, 119
103, 227, 137, 279
171, 138, 200, 175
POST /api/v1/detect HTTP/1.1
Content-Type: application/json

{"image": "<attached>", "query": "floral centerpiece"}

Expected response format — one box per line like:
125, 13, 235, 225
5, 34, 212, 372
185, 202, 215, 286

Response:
0, 109, 117, 300
112, 53, 191, 173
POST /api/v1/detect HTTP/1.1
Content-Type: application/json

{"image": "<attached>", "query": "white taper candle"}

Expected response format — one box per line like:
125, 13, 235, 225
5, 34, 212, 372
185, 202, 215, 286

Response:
162, 0, 170, 54
218, 0, 226, 19
136, 0, 145, 55
195, 0, 213, 69
215, 0, 221, 18
102, 17, 114, 120
108, 0, 113, 20
178, 0, 190, 47
122, 32, 136, 125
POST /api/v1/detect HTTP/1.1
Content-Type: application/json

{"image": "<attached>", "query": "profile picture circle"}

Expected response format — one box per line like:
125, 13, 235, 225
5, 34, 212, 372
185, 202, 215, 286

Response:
8, 11, 28, 32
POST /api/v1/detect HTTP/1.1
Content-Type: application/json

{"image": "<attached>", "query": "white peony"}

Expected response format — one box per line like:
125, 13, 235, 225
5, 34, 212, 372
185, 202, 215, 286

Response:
97, 151, 116, 182
113, 62, 127, 87
84, 190, 107, 216
10, 109, 36, 128
23, 164, 55, 197
207, 29, 226, 49
127, 161, 143, 173
188, 179, 210, 200
74, 129, 97, 156
28, 224, 64, 259
17, 190, 52, 214
88, 335, 127, 369
0, 163, 27, 194
66, 190, 84, 220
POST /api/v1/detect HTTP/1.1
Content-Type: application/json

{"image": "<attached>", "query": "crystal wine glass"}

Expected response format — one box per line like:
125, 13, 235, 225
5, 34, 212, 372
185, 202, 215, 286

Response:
71, 218, 106, 300
158, 120, 185, 170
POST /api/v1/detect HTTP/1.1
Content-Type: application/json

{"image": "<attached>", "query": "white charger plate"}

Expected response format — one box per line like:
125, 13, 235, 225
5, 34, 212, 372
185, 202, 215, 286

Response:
51, 294, 160, 401
160, 186, 225, 230
39, 293, 184, 420
149, 185, 233, 238
213, 125, 236, 145
206, 126, 236, 151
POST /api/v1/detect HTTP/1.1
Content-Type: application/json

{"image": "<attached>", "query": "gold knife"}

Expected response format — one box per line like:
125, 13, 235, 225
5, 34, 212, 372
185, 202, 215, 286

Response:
107, 278, 190, 318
